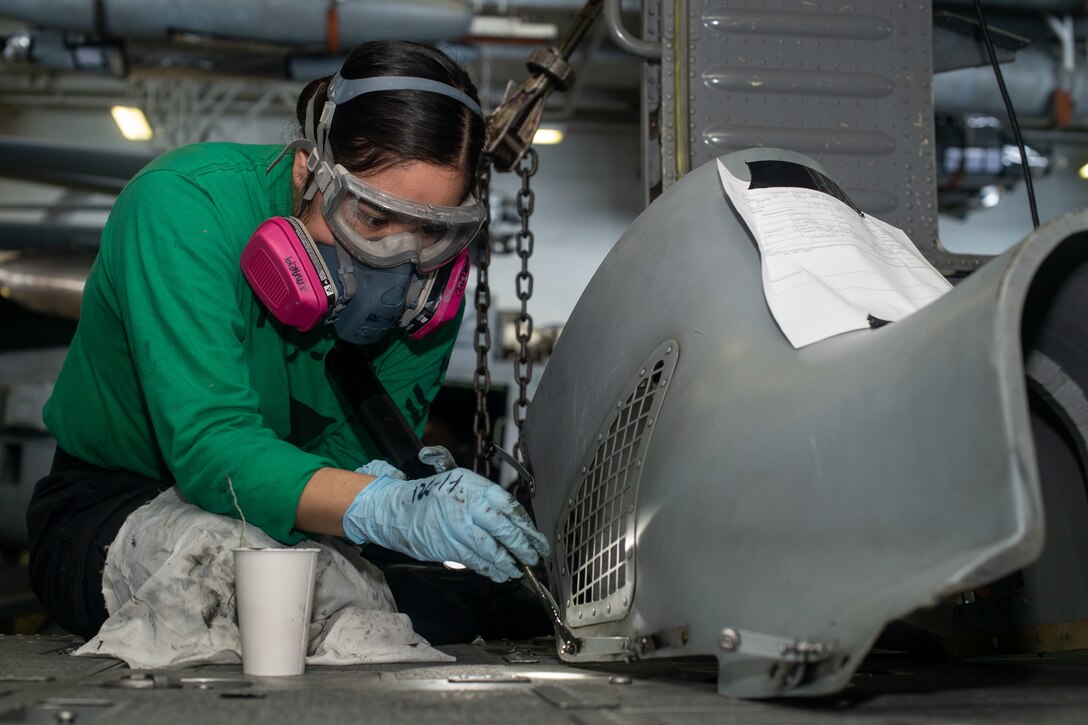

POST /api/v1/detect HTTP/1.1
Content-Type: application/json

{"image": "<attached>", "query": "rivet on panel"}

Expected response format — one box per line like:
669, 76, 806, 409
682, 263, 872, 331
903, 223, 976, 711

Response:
719, 628, 741, 652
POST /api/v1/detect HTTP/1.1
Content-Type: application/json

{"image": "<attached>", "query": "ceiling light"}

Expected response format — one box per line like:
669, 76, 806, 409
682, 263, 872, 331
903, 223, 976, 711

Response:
1079, 162, 1088, 180
111, 106, 153, 141
533, 127, 565, 145
979, 184, 1002, 208
468, 16, 557, 40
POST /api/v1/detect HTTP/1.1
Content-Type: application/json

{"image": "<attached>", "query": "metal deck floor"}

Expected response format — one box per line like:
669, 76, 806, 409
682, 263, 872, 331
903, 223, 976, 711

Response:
1, 634, 1086, 723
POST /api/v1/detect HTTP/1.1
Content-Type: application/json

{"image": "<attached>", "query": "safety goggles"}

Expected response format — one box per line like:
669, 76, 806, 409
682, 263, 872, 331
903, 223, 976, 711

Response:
318, 163, 485, 274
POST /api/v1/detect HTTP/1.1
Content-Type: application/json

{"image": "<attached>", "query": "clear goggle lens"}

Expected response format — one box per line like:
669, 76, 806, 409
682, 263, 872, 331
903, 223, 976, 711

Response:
321, 165, 484, 273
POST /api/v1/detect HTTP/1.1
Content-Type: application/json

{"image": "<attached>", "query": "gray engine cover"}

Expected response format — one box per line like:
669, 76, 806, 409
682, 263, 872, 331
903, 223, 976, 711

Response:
524, 150, 1085, 698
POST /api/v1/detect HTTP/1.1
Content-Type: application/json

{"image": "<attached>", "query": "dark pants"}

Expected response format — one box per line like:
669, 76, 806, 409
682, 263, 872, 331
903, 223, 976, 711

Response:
26, 450, 551, 645
25, 449, 169, 640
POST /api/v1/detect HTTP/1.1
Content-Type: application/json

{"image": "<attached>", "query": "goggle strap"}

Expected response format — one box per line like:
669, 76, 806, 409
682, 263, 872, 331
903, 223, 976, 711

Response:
288, 72, 482, 206
312, 157, 339, 206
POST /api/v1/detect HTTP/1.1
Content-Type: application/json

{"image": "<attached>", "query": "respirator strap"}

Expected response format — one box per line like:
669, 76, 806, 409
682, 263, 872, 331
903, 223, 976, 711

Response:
328, 242, 356, 320
266, 87, 332, 202
266, 137, 315, 176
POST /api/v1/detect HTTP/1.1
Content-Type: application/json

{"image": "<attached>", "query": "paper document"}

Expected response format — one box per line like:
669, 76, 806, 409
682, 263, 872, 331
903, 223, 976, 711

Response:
717, 158, 952, 348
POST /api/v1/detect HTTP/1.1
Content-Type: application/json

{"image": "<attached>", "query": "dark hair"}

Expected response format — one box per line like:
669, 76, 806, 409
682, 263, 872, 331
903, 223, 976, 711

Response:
295, 41, 484, 198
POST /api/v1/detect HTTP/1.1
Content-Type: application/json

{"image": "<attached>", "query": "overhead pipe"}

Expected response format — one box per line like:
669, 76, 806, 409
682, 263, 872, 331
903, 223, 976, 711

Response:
934, 46, 1088, 121
0, 0, 475, 49
0, 136, 157, 193
934, 0, 1086, 13
0, 250, 96, 320
0, 223, 103, 252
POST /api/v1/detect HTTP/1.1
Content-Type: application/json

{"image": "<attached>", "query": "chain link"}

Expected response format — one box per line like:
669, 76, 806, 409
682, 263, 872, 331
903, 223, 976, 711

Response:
472, 160, 493, 477
513, 148, 538, 466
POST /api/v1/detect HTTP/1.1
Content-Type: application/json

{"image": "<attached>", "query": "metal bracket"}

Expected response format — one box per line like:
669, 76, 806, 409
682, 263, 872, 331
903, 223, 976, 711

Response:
488, 441, 536, 496
559, 636, 634, 662
526, 47, 575, 92
485, 0, 604, 171
718, 627, 837, 664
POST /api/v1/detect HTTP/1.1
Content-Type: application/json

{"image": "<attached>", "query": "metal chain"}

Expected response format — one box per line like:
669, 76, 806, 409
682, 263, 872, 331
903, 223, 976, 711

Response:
513, 147, 538, 466
472, 160, 493, 478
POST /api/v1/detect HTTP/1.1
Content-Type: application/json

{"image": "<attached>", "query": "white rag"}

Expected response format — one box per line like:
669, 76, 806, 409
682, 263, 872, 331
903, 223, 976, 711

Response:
75, 488, 454, 668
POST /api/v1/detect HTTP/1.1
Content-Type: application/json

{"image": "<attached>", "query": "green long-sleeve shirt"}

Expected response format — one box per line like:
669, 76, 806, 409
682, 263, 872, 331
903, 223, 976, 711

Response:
43, 142, 460, 544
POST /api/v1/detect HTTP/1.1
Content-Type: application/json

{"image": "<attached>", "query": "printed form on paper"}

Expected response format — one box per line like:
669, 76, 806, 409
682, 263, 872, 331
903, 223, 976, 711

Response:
717, 158, 952, 348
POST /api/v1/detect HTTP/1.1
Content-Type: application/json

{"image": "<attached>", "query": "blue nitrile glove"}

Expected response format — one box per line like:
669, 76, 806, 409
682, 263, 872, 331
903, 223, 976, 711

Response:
355, 446, 453, 478
356, 459, 408, 480
344, 461, 550, 583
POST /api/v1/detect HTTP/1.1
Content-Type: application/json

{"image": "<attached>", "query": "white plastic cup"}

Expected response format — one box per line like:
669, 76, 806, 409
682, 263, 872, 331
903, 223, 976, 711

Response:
233, 547, 320, 676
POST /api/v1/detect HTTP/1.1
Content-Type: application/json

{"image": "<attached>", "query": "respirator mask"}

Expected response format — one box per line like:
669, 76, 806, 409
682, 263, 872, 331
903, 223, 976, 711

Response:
241, 72, 484, 345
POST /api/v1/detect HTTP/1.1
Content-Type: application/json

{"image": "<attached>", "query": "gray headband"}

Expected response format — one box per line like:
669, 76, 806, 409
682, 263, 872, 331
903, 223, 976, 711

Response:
327, 72, 483, 117
271, 70, 482, 202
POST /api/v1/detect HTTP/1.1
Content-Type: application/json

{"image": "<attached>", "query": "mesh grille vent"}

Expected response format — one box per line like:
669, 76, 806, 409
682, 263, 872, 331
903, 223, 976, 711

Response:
560, 340, 678, 626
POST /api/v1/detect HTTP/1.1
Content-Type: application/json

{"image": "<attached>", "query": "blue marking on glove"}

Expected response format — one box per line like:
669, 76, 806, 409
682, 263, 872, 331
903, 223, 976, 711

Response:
343, 462, 551, 583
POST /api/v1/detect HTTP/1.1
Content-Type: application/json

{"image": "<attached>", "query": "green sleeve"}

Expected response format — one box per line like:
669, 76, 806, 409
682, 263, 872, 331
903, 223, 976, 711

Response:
109, 170, 331, 544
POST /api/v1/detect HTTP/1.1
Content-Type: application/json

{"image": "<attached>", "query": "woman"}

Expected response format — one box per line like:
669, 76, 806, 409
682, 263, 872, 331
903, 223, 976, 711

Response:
26, 40, 548, 645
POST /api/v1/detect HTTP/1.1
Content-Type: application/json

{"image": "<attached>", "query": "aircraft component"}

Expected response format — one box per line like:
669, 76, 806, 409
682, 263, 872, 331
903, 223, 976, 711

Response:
525, 149, 1085, 698
650, 1, 957, 272
904, 236, 1088, 655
